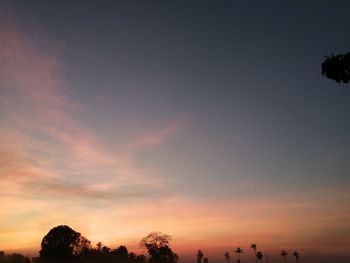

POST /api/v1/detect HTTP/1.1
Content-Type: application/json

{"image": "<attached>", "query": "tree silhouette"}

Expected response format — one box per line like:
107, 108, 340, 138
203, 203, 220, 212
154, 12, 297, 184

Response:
234, 248, 243, 263
224, 252, 230, 263
140, 232, 171, 251
321, 52, 350, 83
101, 245, 111, 255
256, 251, 263, 263
112, 245, 129, 263
134, 254, 147, 263
250, 244, 257, 263
256, 251, 262, 263
280, 250, 288, 263
39, 225, 90, 261
140, 232, 178, 263
197, 250, 204, 263
0, 253, 30, 263
157, 245, 178, 263
293, 251, 299, 263
96, 242, 102, 252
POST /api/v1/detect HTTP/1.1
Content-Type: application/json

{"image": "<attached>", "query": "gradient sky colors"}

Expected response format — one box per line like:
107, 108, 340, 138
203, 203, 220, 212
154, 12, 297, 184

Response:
1, 1, 350, 262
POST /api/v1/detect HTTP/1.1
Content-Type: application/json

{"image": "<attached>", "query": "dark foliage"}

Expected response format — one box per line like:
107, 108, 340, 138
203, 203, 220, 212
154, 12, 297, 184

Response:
1, 227, 306, 263
321, 52, 350, 83
0, 252, 30, 263
31, 226, 171, 263
39, 225, 90, 261
140, 232, 178, 263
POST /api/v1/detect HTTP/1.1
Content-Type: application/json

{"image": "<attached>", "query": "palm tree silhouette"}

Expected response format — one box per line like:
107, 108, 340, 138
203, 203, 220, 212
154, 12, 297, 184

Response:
234, 247, 243, 263
293, 251, 299, 263
96, 242, 102, 251
224, 252, 230, 263
281, 250, 288, 263
251, 244, 257, 263
197, 250, 204, 263
256, 251, 263, 263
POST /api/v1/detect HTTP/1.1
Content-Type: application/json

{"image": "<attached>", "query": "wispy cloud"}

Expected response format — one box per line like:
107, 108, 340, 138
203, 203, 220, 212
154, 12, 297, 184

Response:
0, 2, 181, 251
0, 1, 180, 187
124, 119, 183, 154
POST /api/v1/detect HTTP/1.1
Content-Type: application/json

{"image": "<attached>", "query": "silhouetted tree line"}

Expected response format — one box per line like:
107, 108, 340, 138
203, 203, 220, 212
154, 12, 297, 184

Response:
37, 225, 177, 263
198, 244, 300, 263
1, 226, 302, 263
321, 52, 350, 83
0, 252, 30, 263
0, 225, 178, 263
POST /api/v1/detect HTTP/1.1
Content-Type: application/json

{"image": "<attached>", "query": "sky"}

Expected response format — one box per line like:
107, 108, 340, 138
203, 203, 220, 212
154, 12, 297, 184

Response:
1, 0, 350, 262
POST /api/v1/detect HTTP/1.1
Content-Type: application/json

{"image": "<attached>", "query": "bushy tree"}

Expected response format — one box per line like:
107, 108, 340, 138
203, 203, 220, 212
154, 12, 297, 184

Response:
140, 232, 178, 263
39, 225, 90, 261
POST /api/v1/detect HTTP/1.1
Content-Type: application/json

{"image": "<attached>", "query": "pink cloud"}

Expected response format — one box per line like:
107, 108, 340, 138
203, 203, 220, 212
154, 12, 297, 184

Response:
123, 119, 183, 154
0, 2, 179, 206
0, 5, 183, 249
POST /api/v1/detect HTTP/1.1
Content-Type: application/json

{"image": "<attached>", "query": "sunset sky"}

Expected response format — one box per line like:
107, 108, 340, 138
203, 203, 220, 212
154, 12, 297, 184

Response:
1, 1, 350, 262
